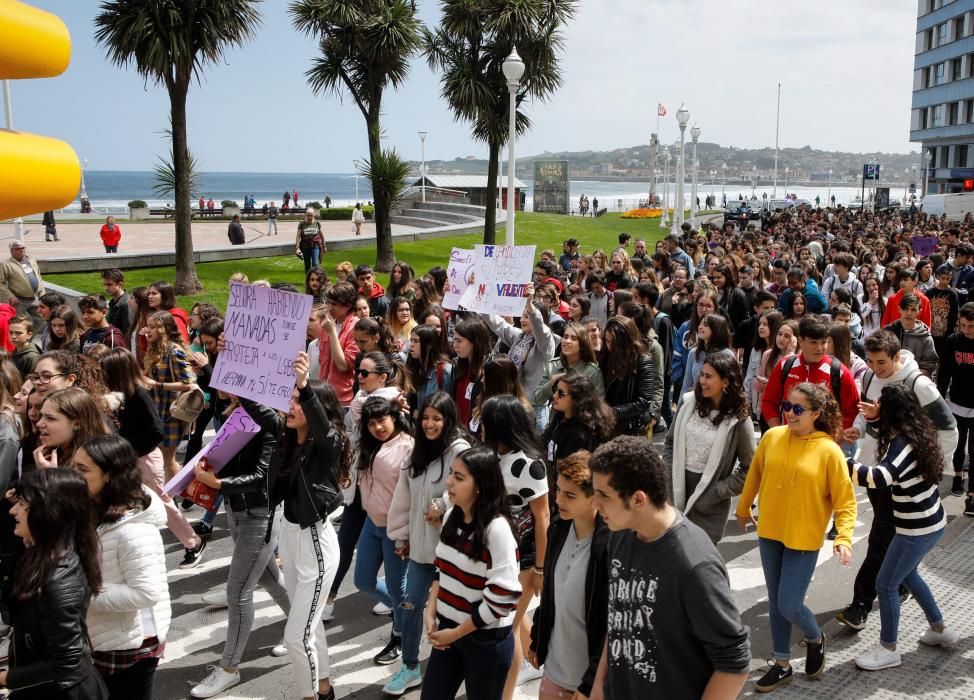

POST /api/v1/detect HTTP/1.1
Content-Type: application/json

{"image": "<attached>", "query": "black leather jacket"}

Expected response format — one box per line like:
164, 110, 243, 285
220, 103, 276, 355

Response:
603, 353, 658, 434
268, 385, 345, 531
6, 550, 106, 698
219, 398, 283, 513
529, 517, 609, 698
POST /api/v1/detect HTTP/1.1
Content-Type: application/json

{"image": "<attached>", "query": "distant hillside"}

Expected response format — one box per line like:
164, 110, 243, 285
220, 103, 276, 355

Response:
412, 143, 922, 184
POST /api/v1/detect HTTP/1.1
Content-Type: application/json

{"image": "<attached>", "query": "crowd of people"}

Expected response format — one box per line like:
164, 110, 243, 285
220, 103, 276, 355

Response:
0, 202, 969, 699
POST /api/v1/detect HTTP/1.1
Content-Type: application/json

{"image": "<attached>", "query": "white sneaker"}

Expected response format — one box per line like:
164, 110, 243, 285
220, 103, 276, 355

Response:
322, 602, 335, 622
271, 640, 288, 657
919, 626, 960, 647
516, 660, 543, 685
855, 644, 902, 671
373, 602, 393, 616
190, 666, 241, 698
202, 589, 228, 607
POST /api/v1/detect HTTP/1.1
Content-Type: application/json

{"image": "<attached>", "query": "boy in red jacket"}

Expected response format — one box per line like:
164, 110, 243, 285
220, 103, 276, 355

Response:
881, 267, 931, 328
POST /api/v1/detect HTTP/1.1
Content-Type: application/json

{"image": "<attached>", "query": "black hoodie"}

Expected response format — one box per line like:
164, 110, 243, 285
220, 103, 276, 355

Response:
937, 331, 974, 411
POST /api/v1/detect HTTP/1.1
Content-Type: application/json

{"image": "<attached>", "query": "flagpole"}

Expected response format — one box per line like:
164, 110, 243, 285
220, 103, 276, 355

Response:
651, 108, 661, 205
773, 82, 780, 199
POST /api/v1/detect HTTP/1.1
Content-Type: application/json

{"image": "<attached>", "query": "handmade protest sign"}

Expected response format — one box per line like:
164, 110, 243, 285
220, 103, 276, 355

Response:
458, 244, 537, 316
210, 282, 313, 411
163, 406, 261, 496
443, 247, 476, 310
912, 236, 939, 257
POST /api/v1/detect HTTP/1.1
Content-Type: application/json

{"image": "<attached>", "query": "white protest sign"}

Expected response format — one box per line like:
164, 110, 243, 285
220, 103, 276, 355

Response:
443, 247, 476, 310
210, 282, 314, 412
458, 244, 537, 316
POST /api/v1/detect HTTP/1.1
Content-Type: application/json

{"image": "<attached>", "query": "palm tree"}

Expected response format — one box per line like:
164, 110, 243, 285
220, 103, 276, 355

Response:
152, 123, 201, 200
94, 0, 261, 294
424, 0, 577, 244
291, 0, 422, 271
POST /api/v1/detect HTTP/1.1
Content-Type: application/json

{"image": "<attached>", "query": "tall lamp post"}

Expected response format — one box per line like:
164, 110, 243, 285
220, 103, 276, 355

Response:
911, 164, 917, 202
709, 168, 716, 205
924, 149, 933, 198
751, 165, 757, 198
720, 162, 727, 206
673, 105, 690, 234
689, 124, 700, 227
660, 148, 671, 228
784, 167, 790, 198
502, 47, 525, 247
418, 131, 427, 203
827, 168, 832, 207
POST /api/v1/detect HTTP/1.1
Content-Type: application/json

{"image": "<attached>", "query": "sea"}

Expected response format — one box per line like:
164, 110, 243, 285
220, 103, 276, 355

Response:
66, 170, 887, 214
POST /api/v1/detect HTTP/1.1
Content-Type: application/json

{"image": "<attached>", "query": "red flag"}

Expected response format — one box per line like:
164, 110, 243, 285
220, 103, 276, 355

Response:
658, 103, 667, 117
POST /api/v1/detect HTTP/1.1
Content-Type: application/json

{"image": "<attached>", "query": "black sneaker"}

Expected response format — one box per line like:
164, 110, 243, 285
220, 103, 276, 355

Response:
179, 538, 207, 569
965, 496, 974, 517
802, 632, 826, 678
180, 498, 195, 511
951, 475, 965, 497
898, 587, 912, 605
373, 635, 401, 666
317, 687, 335, 700
826, 524, 839, 540
755, 662, 793, 693
836, 603, 868, 631
192, 521, 213, 539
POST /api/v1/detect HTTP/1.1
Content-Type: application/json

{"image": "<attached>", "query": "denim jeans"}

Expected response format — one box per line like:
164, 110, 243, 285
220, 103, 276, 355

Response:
420, 620, 514, 700
400, 560, 437, 667
758, 538, 821, 660
221, 505, 289, 669
354, 516, 406, 636
301, 246, 321, 273
877, 528, 945, 646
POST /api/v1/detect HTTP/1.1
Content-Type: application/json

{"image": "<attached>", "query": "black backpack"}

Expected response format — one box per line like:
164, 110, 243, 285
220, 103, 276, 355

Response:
779, 355, 842, 404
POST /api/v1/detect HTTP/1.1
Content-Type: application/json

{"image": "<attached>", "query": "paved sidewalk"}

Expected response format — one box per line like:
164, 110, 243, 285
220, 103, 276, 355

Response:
741, 515, 974, 699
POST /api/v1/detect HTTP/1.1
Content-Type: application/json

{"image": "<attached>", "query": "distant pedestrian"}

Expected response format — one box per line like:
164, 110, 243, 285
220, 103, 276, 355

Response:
283, 190, 291, 209
293, 190, 299, 207
198, 196, 205, 212
0, 241, 45, 322
42, 210, 58, 242
100, 216, 121, 253
206, 198, 215, 215
296, 208, 325, 273
831, 194, 836, 207
352, 203, 365, 236
267, 202, 279, 236
324, 194, 332, 209
227, 214, 245, 245
592, 197, 599, 216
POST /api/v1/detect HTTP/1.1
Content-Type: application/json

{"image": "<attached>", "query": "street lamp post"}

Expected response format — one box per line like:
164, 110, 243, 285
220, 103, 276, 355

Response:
784, 167, 789, 199
911, 164, 917, 202
660, 148, 671, 228
827, 169, 832, 207
924, 149, 933, 198
673, 105, 689, 234
751, 166, 757, 198
502, 47, 525, 247
709, 168, 716, 205
418, 131, 427, 203
689, 124, 700, 227
720, 163, 727, 206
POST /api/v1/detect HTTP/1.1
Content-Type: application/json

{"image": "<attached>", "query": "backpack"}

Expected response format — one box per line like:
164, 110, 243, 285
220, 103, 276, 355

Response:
780, 355, 842, 404
860, 367, 923, 401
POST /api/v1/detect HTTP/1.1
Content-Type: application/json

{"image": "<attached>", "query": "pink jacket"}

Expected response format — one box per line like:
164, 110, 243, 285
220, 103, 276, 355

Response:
359, 432, 414, 526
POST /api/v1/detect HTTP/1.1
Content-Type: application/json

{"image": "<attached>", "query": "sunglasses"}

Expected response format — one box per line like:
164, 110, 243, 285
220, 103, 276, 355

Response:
358, 368, 381, 378
781, 401, 808, 417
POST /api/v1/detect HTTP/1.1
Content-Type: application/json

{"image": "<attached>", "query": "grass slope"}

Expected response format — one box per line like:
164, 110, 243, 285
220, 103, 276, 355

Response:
46, 213, 669, 309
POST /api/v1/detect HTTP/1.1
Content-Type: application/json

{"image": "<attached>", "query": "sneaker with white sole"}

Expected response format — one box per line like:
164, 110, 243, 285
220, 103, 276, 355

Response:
373, 602, 393, 616
919, 626, 960, 647
179, 539, 207, 569
202, 588, 228, 607
271, 640, 288, 657
190, 666, 240, 698
516, 660, 543, 685
855, 644, 902, 671
322, 602, 335, 622
382, 664, 422, 696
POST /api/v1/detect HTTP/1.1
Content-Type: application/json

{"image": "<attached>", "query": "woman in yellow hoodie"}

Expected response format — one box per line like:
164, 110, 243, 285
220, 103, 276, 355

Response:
736, 382, 857, 693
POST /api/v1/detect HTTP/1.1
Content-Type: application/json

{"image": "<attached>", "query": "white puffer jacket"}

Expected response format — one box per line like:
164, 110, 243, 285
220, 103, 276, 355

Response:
87, 487, 171, 652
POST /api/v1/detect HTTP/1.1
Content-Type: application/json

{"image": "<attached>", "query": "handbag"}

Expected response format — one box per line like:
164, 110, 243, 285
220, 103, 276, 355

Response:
182, 457, 219, 509
166, 349, 205, 423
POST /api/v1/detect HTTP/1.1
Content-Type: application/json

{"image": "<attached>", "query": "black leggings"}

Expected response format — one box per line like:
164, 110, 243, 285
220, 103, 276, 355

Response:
100, 657, 158, 700
330, 486, 366, 599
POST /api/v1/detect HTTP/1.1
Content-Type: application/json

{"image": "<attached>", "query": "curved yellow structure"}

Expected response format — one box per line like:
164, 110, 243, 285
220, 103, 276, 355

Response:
0, 0, 79, 220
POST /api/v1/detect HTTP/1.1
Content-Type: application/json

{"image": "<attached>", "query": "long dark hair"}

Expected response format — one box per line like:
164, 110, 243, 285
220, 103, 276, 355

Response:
875, 384, 944, 484
694, 313, 733, 358
354, 317, 399, 355
410, 392, 466, 482
440, 446, 513, 561
358, 396, 411, 475
388, 261, 415, 300
693, 353, 750, 425
149, 280, 177, 310
480, 394, 542, 459
360, 350, 409, 392
13, 468, 102, 600
42, 387, 110, 463
453, 317, 491, 384
752, 310, 783, 353
282, 380, 352, 488
417, 304, 451, 357
407, 324, 449, 388
554, 373, 616, 443
80, 435, 150, 524
99, 347, 147, 397
601, 315, 645, 380
47, 305, 81, 349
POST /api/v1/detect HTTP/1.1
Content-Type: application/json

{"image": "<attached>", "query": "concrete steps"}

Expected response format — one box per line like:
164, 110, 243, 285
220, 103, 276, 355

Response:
410, 201, 487, 217
392, 200, 486, 228
391, 214, 459, 228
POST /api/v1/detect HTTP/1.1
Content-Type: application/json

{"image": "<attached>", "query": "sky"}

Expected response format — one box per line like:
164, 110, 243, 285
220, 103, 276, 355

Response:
8, 0, 919, 173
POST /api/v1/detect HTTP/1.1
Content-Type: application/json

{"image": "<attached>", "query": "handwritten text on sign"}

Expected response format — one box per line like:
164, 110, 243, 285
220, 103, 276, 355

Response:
210, 282, 313, 411
443, 247, 476, 310
458, 244, 537, 316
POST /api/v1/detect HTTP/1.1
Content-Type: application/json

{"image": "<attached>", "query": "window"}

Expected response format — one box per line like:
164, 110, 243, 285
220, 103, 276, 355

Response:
950, 101, 959, 125
955, 16, 965, 40
939, 22, 949, 46
936, 62, 946, 85
941, 145, 949, 168
953, 58, 963, 80
959, 146, 968, 168
967, 99, 974, 122
921, 108, 929, 130
927, 28, 935, 50
934, 104, 946, 127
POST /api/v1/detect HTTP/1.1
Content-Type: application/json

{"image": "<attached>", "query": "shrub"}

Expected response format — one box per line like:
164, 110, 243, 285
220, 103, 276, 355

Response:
317, 206, 373, 220
221, 200, 239, 208
128, 200, 148, 209
307, 201, 322, 209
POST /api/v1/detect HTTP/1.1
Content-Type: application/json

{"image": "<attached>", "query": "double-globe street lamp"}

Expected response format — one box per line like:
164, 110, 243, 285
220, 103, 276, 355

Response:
418, 131, 427, 203
672, 105, 690, 236
690, 124, 700, 228
660, 147, 671, 228
503, 47, 525, 247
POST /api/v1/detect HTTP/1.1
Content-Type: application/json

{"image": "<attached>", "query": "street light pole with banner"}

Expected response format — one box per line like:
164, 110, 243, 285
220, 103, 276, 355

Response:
862, 163, 881, 222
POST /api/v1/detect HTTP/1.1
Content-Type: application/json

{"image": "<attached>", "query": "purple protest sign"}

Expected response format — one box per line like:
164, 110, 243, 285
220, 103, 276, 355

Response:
210, 282, 313, 411
163, 407, 261, 496
912, 236, 939, 257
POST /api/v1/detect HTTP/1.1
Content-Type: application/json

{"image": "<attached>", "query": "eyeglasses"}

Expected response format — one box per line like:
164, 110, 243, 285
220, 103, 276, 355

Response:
27, 372, 65, 384
781, 401, 808, 417
553, 388, 569, 398
358, 368, 381, 378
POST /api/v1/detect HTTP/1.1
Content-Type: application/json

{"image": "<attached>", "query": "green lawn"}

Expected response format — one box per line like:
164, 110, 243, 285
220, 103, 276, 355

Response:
46, 212, 670, 309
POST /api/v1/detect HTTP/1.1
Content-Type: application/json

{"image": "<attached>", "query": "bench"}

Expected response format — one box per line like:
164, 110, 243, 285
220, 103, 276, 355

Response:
147, 208, 224, 219
594, 207, 608, 218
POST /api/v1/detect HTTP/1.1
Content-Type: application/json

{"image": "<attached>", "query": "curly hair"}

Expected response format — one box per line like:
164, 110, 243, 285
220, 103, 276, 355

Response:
556, 374, 616, 444
589, 435, 669, 507
694, 352, 750, 425
875, 384, 944, 484
143, 311, 188, 373
790, 382, 842, 441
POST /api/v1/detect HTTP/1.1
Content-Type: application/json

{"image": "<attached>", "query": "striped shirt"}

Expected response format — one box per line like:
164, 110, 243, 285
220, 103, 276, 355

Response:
434, 511, 522, 629
853, 435, 946, 536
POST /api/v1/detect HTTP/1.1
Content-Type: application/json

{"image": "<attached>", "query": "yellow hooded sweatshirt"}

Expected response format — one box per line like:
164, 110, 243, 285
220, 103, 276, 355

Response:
736, 426, 857, 550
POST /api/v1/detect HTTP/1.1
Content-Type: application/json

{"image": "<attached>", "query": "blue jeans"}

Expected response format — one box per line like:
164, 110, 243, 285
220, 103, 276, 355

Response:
759, 538, 821, 661
420, 620, 514, 700
533, 404, 550, 434
354, 516, 405, 636
877, 529, 944, 646
301, 245, 321, 273
400, 560, 437, 667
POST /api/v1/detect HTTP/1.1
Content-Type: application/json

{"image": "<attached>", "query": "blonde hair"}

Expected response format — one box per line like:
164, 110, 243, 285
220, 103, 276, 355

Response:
335, 261, 354, 280
251, 279, 271, 288
143, 311, 188, 373
229, 272, 249, 284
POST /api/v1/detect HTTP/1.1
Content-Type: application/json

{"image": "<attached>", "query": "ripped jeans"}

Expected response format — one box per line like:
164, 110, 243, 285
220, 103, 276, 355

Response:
400, 560, 437, 668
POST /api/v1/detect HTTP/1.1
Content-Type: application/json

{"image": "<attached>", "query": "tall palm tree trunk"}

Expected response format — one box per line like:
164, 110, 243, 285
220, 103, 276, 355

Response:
369, 117, 395, 272
170, 81, 201, 294
483, 139, 501, 245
